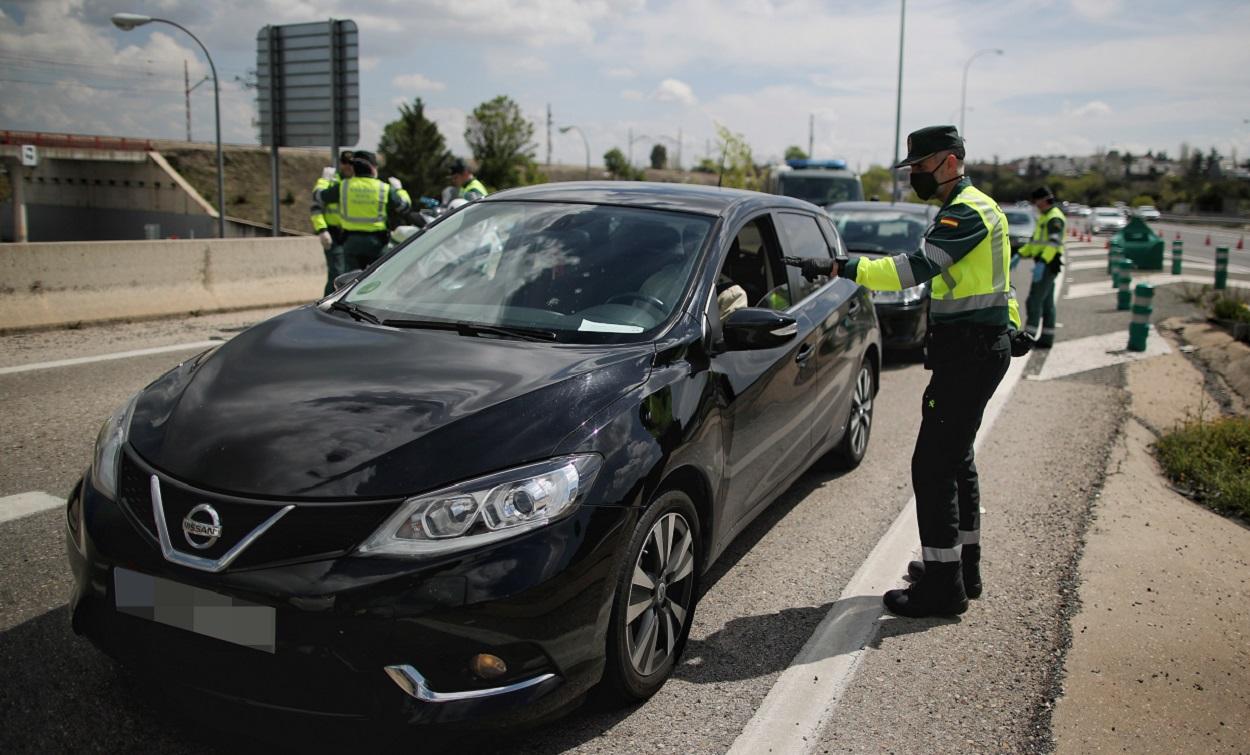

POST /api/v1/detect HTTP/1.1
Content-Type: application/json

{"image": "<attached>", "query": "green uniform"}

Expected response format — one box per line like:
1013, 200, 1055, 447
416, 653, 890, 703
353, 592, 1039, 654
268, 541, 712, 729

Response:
314, 177, 411, 272
311, 171, 346, 296
1018, 204, 1066, 345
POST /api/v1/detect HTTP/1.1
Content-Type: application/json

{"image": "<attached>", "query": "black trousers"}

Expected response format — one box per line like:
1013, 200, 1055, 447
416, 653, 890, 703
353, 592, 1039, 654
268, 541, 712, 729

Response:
912, 325, 1010, 563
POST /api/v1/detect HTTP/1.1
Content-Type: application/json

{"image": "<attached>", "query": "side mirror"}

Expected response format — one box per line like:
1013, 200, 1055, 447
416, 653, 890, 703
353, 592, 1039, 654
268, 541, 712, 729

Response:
722, 307, 798, 350
333, 270, 363, 291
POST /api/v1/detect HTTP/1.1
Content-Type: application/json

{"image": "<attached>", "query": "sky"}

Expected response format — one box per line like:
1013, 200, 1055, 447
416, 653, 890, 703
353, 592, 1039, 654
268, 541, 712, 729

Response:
2, 0, 1249, 171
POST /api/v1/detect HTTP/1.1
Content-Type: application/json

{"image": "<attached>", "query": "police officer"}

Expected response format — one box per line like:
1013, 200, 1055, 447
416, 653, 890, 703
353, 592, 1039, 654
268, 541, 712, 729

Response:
1018, 186, 1066, 347
311, 150, 353, 295
789, 125, 1019, 618
313, 150, 411, 274
448, 158, 488, 202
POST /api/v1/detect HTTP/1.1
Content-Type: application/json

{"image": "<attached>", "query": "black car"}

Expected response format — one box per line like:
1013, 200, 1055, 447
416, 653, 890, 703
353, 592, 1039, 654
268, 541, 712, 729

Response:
67, 182, 881, 732
827, 201, 937, 353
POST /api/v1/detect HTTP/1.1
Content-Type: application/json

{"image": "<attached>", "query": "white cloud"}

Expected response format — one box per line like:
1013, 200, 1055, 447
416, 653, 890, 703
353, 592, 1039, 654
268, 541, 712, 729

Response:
1065, 100, 1113, 119
603, 66, 636, 79
620, 89, 644, 102
653, 78, 696, 106
360, 56, 381, 72
1068, 0, 1123, 21
392, 73, 446, 92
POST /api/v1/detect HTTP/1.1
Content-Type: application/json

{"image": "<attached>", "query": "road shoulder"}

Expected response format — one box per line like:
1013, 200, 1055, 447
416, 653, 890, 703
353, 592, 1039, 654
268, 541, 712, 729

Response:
1051, 328, 1250, 754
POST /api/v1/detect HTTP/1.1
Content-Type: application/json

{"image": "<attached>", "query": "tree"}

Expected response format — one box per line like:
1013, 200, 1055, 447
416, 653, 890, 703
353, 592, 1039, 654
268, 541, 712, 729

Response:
604, 148, 642, 180
649, 144, 668, 170
784, 145, 808, 161
377, 98, 452, 199
713, 123, 761, 190
465, 95, 540, 190
860, 165, 892, 201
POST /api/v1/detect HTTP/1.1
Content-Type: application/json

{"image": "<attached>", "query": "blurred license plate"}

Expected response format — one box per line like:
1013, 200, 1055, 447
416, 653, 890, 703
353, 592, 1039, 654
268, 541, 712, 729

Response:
114, 567, 275, 653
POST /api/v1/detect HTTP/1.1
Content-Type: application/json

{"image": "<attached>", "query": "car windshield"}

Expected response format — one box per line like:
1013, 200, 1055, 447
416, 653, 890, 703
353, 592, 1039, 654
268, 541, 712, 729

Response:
343, 200, 713, 343
778, 174, 862, 205
828, 210, 927, 254
1004, 210, 1034, 225
1095, 208, 1120, 217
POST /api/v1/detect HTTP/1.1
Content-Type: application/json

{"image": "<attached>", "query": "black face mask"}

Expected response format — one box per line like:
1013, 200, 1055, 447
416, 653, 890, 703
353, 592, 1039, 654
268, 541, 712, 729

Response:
909, 166, 963, 200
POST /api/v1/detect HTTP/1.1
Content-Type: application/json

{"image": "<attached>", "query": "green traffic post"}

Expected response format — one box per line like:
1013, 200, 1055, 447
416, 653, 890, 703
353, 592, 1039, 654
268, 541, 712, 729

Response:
1107, 241, 1116, 277
1116, 259, 1133, 310
1215, 246, 1229, 290
1171, 239, 1183, 275
1110, 242, 1123, 287
1128, 282, 1154, 352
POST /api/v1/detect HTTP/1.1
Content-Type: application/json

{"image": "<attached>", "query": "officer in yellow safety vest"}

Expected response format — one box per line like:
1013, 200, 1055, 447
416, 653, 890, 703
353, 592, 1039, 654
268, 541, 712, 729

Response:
313, 150, 411, 274
448, 158, 488, 202
787, 125, 1031, 618
1017, 186, 1066, 347
311, 150, 353, 295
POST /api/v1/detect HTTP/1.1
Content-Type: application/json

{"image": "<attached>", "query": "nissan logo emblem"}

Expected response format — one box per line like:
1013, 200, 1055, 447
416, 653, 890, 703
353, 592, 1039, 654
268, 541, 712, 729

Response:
181, 504, 222, 550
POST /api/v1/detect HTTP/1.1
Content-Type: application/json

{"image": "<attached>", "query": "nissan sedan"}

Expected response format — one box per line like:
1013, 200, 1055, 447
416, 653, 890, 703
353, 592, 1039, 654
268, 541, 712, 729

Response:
67, 182, 881, 733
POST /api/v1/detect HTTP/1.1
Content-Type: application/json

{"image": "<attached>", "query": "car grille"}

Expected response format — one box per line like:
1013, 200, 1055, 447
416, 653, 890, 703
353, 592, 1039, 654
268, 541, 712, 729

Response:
116, 450, 399, 571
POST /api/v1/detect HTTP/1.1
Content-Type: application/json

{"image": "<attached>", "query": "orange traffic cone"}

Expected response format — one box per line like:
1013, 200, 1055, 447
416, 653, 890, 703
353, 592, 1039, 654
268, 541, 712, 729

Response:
1206, 234, 1212, 246
1238, 236, 1245, 250
1175, 231, 1181, 240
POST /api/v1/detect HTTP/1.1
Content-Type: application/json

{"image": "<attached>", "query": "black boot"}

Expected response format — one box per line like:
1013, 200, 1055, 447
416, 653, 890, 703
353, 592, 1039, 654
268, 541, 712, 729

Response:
906, 549, 982, 599
884, 561, 968, 618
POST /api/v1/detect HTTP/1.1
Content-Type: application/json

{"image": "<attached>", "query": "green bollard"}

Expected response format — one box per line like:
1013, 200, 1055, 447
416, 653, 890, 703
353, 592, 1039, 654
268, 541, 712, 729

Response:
1215, 246, 1229, 290
1107, 241, 1117, 277
1117, 259, 1133, 310
1110, 242, 1123, 287
1171, 240, 1183, 275
1128, 283, 1154, 352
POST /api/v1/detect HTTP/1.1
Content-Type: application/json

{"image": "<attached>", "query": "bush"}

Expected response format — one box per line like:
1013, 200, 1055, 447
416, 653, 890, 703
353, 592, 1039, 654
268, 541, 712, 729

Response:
1155, 416, 1250, 518
1212, 295, 1250, 322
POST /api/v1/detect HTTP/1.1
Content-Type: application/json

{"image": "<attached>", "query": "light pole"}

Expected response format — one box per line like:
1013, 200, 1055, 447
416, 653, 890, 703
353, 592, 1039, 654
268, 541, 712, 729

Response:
959, 48, 1003, 137
890, 0, 906, 203
113, 12, 225, 238
559, 125, 591, 180
628, 130, 653, 169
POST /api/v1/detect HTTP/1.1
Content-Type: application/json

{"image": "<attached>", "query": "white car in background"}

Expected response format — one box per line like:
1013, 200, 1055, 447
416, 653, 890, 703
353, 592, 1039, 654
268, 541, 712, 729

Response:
1134, 205, 1162, 222
1091, 207, 1128, 234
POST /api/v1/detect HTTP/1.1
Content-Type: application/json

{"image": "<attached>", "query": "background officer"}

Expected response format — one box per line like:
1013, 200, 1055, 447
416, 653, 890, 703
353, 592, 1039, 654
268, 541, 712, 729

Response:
313, 150, 410, 274
788, 125, 1015, 618
310, 150, 353, 295
1018, 186, 1067, 347
448, 158, 488, 202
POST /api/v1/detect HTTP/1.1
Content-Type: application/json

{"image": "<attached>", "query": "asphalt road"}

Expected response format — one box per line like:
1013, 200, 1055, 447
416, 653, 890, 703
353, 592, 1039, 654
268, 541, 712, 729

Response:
0, 246, 1230, 753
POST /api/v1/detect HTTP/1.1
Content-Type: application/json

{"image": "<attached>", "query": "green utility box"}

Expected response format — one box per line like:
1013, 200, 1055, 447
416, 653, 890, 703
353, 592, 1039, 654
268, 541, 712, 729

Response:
1112, 218, 1165, 271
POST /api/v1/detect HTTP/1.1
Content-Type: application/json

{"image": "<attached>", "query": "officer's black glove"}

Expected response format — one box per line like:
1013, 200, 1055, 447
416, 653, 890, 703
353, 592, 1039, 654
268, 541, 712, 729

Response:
1010, 331, 1033, 358
1047, 256, 1063, 277
783, 256, 835, 281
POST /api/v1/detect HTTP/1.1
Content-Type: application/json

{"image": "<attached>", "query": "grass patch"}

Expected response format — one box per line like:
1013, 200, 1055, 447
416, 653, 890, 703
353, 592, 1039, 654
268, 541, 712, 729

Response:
1155, 416, 1250, 518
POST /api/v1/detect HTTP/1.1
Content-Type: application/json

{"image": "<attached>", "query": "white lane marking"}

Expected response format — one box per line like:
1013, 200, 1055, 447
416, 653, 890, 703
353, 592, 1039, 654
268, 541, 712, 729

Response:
0, 491, 66, 525
1029, 327, 1172, 382
1065, 274, 1250, 300
0, 341, 222, 376
727, 332, 1033, 755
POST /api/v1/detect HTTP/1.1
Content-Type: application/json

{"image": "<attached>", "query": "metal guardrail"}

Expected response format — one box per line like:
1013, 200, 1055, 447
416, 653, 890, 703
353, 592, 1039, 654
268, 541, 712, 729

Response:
0, 130, 154, 152
1158, 213, 1250, 229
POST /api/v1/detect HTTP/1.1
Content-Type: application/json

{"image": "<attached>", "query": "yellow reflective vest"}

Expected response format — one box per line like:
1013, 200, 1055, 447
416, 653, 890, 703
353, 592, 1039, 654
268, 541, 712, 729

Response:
1020, 205, 1066, 263
338, 177, 391, 232
311, 172, 342, 232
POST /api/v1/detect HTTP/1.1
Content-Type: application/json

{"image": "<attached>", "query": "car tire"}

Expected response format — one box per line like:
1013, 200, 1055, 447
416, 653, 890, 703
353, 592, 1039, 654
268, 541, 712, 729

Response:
830, 358, 875, 468
601, 489, 701, 704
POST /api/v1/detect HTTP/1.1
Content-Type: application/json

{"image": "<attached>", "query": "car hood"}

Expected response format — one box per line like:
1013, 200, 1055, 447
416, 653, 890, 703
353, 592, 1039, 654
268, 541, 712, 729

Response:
128, 306, 653, 499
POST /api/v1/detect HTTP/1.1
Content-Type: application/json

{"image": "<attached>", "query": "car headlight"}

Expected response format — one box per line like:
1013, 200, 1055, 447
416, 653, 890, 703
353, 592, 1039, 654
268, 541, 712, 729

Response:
91, 393, 139, 500
871, 284, 927, 305
358, 455, 603, 557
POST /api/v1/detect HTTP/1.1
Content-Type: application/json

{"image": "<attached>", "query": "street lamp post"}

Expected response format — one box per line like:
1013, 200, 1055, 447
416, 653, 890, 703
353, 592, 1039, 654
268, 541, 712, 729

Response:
559, 125, 591, 180
112, 12, 225, 238
890, 0, 906, 203
959, 48, 1004, 137
627, 130, 653, 169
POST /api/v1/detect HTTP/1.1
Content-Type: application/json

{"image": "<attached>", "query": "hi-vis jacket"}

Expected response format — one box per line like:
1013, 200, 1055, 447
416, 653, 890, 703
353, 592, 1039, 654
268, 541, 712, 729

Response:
310, 170, 342, 233
842, 178, 1018, 329
1019, 205, 1066, 264
313, 176, 411, 233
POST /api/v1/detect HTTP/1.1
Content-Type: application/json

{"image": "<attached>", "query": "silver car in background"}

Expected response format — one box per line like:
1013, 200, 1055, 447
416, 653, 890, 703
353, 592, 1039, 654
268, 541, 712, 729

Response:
1090, 206, 1128, 235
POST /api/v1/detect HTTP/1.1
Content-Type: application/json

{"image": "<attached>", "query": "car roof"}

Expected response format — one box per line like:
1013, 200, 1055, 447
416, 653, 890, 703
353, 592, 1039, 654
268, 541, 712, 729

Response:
483, 181, 819, 217
828, 201, 935, 215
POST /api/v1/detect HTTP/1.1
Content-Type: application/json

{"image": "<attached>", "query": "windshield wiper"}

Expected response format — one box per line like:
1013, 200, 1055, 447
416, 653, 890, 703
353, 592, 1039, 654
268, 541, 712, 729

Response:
380, 318, 560, 342
330, 299, 381, 324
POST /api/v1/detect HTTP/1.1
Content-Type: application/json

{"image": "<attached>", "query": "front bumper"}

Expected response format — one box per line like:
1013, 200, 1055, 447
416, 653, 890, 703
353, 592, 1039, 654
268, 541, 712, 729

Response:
65, 472, 633, 728
872, 299, 927, 350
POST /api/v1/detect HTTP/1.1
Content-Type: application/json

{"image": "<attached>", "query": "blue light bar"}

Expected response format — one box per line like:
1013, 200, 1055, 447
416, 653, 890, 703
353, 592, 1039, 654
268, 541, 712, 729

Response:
786, 159, 848, 170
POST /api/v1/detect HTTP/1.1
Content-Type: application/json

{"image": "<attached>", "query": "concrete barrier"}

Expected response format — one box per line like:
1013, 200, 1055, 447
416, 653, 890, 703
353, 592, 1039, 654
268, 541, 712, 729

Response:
0, 237, 324, 331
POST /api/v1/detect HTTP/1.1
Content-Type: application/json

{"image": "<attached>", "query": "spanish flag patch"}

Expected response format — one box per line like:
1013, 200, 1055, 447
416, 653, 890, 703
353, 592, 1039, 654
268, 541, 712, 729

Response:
938, 217, 959, 228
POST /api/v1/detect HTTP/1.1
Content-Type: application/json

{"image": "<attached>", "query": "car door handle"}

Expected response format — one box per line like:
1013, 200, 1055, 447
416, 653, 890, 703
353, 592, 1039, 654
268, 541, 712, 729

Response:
795, 343, 815, 365
847, 300, 861, 315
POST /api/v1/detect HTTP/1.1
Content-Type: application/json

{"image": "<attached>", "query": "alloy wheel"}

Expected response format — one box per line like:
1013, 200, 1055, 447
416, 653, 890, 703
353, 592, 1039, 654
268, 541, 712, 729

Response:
625, 512, 695, 677
848, 365, 874, 458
